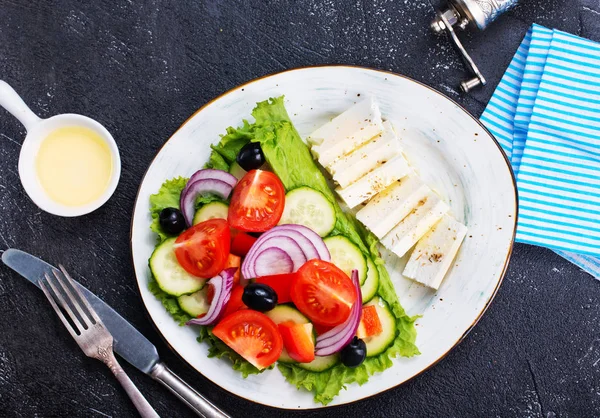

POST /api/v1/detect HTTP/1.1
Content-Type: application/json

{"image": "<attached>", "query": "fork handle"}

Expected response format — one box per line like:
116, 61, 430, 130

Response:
106, 353, 160, 418
150, 362, 229, 418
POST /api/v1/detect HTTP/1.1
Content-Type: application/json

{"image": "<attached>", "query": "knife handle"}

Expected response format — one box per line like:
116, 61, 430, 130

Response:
150, 362, 230, 418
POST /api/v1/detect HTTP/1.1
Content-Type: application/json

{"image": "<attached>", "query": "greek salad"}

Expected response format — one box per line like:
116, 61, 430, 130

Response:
147, 97, 428, 405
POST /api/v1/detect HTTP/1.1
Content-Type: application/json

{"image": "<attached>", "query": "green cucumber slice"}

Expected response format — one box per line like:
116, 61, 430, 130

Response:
229, 162, 247, 181
360, 258, 380, 303
178, 288, 209, 317
278, 187, 336, 237
323, 235, 367, 284
193, 201, 229, 225
149, 238, 205, 296
296, 354, 340, 372
266, 304, 310, 324
363, 297, 396, 357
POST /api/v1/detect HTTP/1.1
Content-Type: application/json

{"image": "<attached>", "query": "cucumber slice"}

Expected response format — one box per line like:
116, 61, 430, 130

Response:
178, 287, 209, 317
149, 238, 205, 296
296, 354, 339, 372
278, 187, 336, 237
323, 236, 367, 284
361, 258, 380, 303
266, 305, 311, 363
266, 304, 310, 324
229, 162, 247, 181
193, 201, 229, 225
363, 297, 396, 357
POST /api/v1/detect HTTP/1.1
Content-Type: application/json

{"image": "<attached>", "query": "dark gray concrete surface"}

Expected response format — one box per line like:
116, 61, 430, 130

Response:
1, 1, 599, 417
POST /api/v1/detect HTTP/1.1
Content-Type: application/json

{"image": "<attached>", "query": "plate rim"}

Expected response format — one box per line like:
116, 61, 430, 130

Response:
129, 64, 518, 410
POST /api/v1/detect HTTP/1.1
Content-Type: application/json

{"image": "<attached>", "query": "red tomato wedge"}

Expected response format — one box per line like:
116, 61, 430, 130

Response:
254, 272, 297, 304
213, 310, 283, 370
278, 321, 315, 363
356, 305, 383, 339
291, 260, 358, 327
227, 170, 285, 232
222, 285, 246, 318
174, 219, 230, 278
313, 323, 334, 336
230, 232, 258, 257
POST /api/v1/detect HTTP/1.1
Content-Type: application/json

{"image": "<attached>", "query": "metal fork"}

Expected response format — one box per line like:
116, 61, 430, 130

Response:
40, 265, 160, 418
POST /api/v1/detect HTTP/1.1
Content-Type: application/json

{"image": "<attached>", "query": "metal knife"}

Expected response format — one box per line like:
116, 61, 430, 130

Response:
1, 248, 229, 418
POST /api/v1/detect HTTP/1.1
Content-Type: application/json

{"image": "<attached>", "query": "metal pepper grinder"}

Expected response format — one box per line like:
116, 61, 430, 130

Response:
431, 0, 519, 93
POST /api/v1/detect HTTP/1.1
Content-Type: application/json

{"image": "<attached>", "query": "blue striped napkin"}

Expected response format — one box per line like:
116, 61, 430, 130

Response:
480, 24, 600, 280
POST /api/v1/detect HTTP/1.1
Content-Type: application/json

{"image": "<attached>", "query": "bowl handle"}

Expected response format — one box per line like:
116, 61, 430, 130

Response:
0, 80, 42, 131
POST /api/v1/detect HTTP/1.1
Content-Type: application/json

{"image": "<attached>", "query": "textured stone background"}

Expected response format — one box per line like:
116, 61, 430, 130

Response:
0, 1, 599, 417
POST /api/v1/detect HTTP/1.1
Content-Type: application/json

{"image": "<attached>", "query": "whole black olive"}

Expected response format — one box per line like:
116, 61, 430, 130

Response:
340, 337, 367, 368
242, 283, 278, 312
159, 207, 186, 235
236, 142, 265, 171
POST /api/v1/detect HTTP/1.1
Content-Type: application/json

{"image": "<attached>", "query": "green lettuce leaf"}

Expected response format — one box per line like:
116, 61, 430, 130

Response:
148, 279, 192, 325
149, 177, 188, 244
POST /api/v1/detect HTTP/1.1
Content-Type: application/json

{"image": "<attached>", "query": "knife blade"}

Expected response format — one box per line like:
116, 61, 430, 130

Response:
2, 248, 160, 373
1, 248, 229, 418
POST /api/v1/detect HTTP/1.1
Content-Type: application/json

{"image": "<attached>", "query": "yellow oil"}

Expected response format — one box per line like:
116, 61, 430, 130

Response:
36, 126, 113, 207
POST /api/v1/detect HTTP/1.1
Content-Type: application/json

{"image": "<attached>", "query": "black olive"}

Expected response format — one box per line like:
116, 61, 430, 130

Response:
236, 142, 265, 171
242, 283, 278, 312
159, 207, 186, 235
340, 337, 367, 368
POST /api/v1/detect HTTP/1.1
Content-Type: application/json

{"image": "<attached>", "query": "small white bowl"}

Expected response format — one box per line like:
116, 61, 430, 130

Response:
0, 81, 121, 217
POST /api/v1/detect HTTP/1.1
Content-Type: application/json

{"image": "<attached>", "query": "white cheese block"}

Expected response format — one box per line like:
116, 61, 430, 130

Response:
311, 98, 383, 167
403, 214, 468, 290
380, 192, 449, 258
356, 174, 432, 238
335, 154, 411, 208
328, 121, 402, 188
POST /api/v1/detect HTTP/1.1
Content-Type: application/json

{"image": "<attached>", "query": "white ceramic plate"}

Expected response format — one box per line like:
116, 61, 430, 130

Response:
131, 66, 517, 409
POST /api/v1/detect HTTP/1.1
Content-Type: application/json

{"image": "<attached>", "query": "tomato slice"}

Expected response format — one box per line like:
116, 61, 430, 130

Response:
213, 310, 283, 370
278, 321, 315, 363
174, 219, 230, 278
254, 273, 296, 304
228, 170, 285, 232
356, 305, 383, 339
222, 285, 246, 317
291, 260, 357, 327
313, 323, 334, 336
231, 232, 257, 257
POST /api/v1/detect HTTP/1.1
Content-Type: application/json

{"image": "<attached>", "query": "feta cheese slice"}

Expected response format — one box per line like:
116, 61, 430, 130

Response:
335, 153, 411, 208
356, 174, 432, 238
328, 121, 402, 188
311, 98, 383, 167
403, 214, 468, 290
380, 192, 449, 258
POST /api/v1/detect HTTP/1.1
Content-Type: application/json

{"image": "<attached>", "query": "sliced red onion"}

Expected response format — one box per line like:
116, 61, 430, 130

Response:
187, 169, 237, 188
276, 224, 330, 261
254, 247, 294, 277
242, 235, 306, 279
180, 179, 232, 226
186, 267, 237, 326
241, 225, 329, 279
315, 270, 362, 356
256, 229, 319, 261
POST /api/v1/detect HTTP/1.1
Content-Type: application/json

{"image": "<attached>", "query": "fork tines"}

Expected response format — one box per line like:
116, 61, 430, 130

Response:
39, 265, 101, 337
